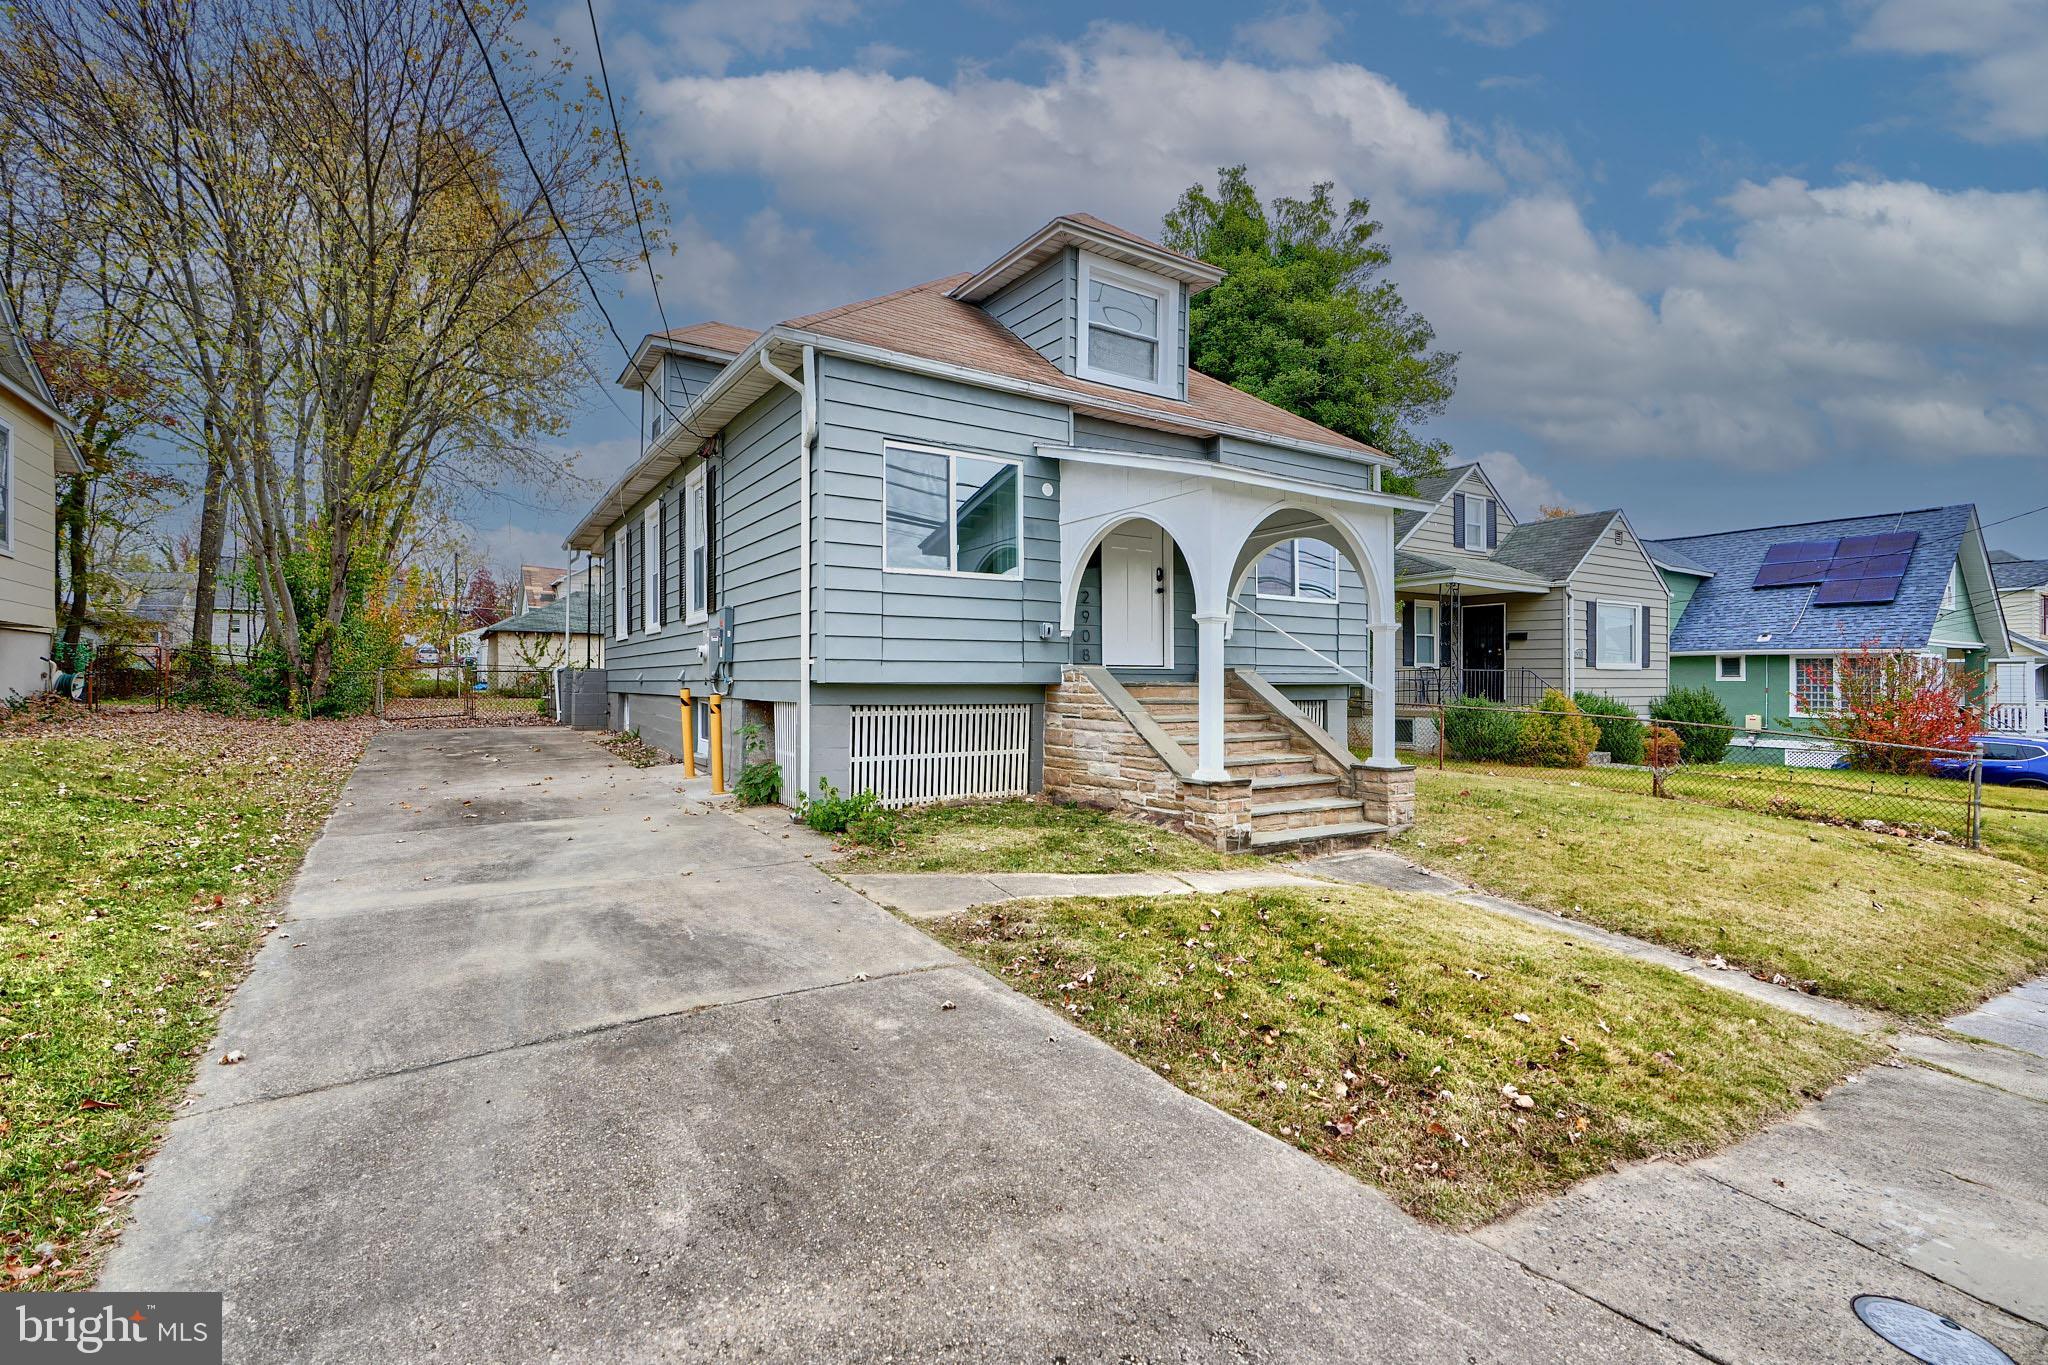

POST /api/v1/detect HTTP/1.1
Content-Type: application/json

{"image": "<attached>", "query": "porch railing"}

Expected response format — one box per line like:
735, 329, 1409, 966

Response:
1990, 700, 2048, 736
1396, 665, 1555, 708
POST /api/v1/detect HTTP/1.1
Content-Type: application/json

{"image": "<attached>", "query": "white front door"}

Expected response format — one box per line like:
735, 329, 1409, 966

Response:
1103, 523, 1171, 668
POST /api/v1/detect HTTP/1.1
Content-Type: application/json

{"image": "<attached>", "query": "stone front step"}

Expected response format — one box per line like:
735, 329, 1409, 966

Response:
1248, 819, 1389, 854
1248, 773, 1345, 802
1229, 751, 1319, 777
1248, 797, 1365, 831
1143, 705, 1267, 725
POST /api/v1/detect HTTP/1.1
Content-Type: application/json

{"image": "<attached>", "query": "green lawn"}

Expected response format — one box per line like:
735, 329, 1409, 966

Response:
1390, 765, 2046, 1021
838, 797, 1261, 874
929, 887, 1875, 1226
0, 710, 370, 1288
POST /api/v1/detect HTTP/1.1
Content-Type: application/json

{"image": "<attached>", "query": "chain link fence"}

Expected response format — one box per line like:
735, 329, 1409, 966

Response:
1393, 698, 1992, 847
376, 664, 556, 723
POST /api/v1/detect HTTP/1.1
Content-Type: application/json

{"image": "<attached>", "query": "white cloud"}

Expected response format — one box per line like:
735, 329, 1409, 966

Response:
1409, 0, 1552, 47
1852, 0, 2048, 140
638, 22, 1499, 301
658, 0, 863, 75
463, 520, 578, 572
1474, 450, 1569, 515
1404, 178, 2048, 465
1231, 1, 1345, 64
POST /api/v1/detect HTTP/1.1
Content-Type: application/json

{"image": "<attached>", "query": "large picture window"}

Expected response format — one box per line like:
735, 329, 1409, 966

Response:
1593, 600, 1641, 669
883, 443, 1021, 577
1077, 256, 1176, 397
1254, 539, 1338, 601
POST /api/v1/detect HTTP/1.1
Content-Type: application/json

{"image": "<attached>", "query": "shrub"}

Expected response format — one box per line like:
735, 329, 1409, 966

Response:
1572, 692, 1644, 764
733, 721, 783, 806
1649, 687, 1733, 765
1809, 644, 1985, 774
800, 777, 891, 837
1444, 696, 1524, 762
1519, 688, 1599, 767
1643, 725, 1683, 797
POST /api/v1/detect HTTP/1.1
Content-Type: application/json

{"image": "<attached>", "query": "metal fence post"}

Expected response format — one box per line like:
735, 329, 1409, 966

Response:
375, 668, 385, 719
1969, 749, 1983, 849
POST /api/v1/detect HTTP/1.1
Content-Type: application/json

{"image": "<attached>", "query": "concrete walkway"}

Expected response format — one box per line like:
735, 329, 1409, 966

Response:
103, 728, 1695, 1364
836, 865, 1325, 918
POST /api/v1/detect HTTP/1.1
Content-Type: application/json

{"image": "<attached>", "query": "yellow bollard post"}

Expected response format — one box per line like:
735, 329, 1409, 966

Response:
678, 687, 696, 779
709, 693, 726, 794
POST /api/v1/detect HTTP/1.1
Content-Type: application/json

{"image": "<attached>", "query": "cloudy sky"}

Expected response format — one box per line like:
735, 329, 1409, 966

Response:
470, 0, 2048, 567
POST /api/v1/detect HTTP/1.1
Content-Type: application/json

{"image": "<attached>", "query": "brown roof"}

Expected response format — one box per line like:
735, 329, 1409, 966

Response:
658, 321, 759, 356
782, 275, 1379, 457
1061, 211, 1209, 268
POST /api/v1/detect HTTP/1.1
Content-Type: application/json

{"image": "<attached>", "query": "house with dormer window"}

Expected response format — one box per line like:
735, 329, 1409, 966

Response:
564, 213, 1438, 852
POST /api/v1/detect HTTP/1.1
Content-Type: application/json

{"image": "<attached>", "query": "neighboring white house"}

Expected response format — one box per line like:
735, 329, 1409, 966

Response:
479, 589, 604, 672
1990, 551, 2048, 736
0, 290, 82, 698
122, 570, 265, 662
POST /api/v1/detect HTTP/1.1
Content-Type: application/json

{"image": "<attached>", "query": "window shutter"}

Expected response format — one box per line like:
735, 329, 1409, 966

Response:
606, 540, 616, 635
1640, 605, 1650, 669
1585, 599, 1597, 666
1452, 494, 1467, 549
657, 498, 670, 627
1401, 599, 1416, 668
1486, 499, 1498, 549
705, 463, 719, 612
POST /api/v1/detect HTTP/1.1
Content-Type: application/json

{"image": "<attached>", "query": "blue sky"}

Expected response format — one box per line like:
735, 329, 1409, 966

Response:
469, 0, 2048, 567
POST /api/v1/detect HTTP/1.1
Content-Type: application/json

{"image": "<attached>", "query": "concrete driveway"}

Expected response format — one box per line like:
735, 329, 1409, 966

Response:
102, 727, 1692, 1363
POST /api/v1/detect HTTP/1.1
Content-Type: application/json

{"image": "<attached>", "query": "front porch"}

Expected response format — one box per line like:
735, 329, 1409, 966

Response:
1044, 448, 1429, 850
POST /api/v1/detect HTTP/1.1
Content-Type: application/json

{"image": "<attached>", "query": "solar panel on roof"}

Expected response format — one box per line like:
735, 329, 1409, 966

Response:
1754, 559, 1830, 587
1814, 576, 1905, 606
1871, 531, 1918, 556
1762, 539, 1840, 564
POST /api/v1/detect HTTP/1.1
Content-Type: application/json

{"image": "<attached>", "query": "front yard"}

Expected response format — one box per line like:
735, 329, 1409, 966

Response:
0, 709, 370, 1288
836, 797, 1261, 874
931, 886, 1875, 1226
1391, 765, 2046, 1020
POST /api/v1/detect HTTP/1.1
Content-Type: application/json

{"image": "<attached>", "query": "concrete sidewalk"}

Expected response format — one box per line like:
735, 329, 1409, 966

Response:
835, 865, 1324, 917
102, 728, 1693, 1364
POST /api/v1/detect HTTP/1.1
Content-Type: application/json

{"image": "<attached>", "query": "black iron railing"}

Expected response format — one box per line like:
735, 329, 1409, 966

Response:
1396, 665, 1555, 707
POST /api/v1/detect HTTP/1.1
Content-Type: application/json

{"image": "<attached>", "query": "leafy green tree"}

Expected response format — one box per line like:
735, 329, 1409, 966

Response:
1163, 166, 1458, 482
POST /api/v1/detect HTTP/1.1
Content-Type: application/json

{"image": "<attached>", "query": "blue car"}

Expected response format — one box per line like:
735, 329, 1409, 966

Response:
1931, 735, 2048, 788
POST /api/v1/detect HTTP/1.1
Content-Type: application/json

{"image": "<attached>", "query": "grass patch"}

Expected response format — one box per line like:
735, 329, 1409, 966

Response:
929, 886, 1876, 1226
0, 711, 371, 1288
839, 798, 1261, 874
1391, 765, 2047, 1021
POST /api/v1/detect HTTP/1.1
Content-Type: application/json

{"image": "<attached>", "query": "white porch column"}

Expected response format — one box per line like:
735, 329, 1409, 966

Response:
1368, 620, 1400, 767
1193, 610, 1230, 781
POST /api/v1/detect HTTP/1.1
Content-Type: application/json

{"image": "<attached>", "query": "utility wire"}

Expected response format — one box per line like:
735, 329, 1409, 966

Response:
452, 0, 701, 446
584, 0, 671, 342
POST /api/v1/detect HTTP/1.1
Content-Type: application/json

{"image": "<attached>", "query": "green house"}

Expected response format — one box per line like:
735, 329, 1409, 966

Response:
1645, 506, 2008, 747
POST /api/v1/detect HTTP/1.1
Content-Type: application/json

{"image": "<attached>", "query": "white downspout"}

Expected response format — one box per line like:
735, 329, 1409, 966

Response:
1563, 589, 1575, 697
759, 346, 818, 797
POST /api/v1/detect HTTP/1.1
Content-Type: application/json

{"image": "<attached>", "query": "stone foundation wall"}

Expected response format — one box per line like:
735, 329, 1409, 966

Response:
1043, 669, 1251, 850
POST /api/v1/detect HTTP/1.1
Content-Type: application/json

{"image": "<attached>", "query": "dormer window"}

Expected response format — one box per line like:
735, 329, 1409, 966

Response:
1077, 254, 1178, 398
1462, 496, 1487, 549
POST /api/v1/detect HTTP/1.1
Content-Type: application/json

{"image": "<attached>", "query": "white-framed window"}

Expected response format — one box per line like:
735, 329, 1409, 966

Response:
1592, 600, 1642, 669
1076, 254, 1177, 398
1716, 655, 1745, 681
1254, 539, 1338, 601
882, 442, 1022, 578
1413, 603, 1438, 667
613, 533, 629, 640
685, 464, 708, 622
1461, 495, 1487, 549
0, 418, 12, 554
1792, 655, 1836, 715
642, 505, 661, 634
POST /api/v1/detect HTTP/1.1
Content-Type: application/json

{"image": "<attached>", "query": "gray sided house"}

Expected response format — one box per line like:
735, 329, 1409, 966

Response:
1646, 504, 2010, 747
1389, 464, 1673, 736
565, 213, 1437, 851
